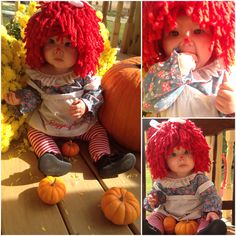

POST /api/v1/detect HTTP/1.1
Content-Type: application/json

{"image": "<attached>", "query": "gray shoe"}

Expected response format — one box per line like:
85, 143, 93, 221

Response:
38, 153, 72, 176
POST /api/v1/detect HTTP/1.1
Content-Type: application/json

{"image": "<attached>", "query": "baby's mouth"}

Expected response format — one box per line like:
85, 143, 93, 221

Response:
179, 163, 188, 167
54, 58, 64, 62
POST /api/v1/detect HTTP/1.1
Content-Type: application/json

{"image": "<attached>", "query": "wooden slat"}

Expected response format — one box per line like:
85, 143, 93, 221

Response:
111, 1, 124, 48
78, 142, 141, 234
1, 144, 69, 235
120, 2, 136, 53
58, 154, 132, 235
102, 1, 109, 26
127, 2, 141, 55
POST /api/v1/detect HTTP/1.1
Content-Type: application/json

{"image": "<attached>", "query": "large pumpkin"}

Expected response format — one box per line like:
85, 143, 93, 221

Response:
101, 187, 140, 225
38, 176, 66, 205
175, 220, 198, 235
98, 57, 141, 152
163, 216, 177, 234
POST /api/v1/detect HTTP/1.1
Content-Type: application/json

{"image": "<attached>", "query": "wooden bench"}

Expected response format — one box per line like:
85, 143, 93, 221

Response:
2, 139, 141, 235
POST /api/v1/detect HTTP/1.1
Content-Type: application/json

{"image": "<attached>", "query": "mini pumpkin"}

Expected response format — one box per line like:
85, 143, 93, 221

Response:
61, 140, 80, 157
38, 176, 66, 205
163, 216, 177, 234
175, 220, 198, 235
101, 187, 140, 225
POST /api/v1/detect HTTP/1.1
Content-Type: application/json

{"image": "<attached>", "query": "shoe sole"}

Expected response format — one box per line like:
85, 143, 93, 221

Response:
39, 154, 72, 176
99, 153, 136, 178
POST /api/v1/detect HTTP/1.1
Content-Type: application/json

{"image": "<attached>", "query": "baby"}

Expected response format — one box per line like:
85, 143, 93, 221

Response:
4, 1, 136, 178
142, 1, 235, 117
143, 119, 227, 235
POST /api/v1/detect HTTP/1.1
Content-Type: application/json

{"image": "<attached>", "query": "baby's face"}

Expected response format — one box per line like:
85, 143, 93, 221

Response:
166, 146, 195, 178
162, 15, 214, 69
43, 36, 78, 73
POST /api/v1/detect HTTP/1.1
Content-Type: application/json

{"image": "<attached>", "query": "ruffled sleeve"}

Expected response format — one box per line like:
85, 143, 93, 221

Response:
195, 174, 222, 217
15, 86, 41, 114
144, 181, 167, 212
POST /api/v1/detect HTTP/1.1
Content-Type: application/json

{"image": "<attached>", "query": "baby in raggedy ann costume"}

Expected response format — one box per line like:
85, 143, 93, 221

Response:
143, 119, 227, 235
142, 1, 235, 117
4, 1, 136, 178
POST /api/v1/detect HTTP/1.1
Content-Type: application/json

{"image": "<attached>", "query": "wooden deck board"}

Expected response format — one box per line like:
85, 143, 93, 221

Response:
1, 146, 69, 235
1, 140, 141, 235
58, 155, 132, 235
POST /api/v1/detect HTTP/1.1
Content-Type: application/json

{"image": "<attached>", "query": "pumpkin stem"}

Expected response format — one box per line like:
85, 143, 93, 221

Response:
51, 178, 57, 186
119, 196, 124, 202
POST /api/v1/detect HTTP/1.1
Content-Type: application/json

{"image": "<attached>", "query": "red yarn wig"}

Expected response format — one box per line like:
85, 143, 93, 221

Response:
24, 1, 104, 77
146, 119, 211, 179
143, 1, 235, 71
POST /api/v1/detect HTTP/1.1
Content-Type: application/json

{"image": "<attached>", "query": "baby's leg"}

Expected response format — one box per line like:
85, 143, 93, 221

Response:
28, 127, 71, 176
77, 122, 111, 161
77, 122, 136, 178
197, 218, 227, 235
146, 212, 165, 234
27, 127, 61, 157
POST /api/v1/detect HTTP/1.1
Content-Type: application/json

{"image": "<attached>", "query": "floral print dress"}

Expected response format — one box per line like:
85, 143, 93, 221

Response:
143, 50, 225, 117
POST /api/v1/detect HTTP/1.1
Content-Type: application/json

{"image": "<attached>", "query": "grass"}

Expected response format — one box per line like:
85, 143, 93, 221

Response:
146, 166, 152, 193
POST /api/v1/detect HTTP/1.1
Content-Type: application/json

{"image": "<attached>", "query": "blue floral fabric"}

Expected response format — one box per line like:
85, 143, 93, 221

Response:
143, 50, 224, 113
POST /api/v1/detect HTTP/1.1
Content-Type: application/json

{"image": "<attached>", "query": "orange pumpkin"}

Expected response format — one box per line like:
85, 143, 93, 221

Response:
163, 216, 177, 234
38, 176, 66, 205
101, 187, 140, 225
61, 140, 80, 157
98, 57, 141, 152
175, 220, 198, 235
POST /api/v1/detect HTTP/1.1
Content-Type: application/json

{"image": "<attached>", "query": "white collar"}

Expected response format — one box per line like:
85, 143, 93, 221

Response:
156, 172, 203, 188
192, 59, 225, 82
26, 69, 78, 87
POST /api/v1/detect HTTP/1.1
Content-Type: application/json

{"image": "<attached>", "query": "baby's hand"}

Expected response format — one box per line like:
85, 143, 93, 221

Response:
4, 91, 21, 105
215, 74, 236, 114
69, 99, 87, 119
206, 212, 220, 222
147, 193, 158, 209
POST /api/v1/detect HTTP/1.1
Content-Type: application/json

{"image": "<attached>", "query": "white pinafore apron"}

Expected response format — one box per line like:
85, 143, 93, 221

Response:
26, 79, 96, 137
154, 179, 214, 221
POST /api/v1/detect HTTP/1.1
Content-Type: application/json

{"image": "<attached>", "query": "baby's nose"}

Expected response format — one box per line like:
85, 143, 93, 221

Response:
55, 47, 63, 55
183, 31, 192, 44
179, 155, 184, 160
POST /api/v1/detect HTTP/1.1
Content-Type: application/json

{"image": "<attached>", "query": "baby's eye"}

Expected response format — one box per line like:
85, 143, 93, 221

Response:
171, 152, 177, 157
169, 30, 179, 37
184, 150, 189, 155
64, 42, 71, 47
48, 38, 55, 44
194, 29, 205, 35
